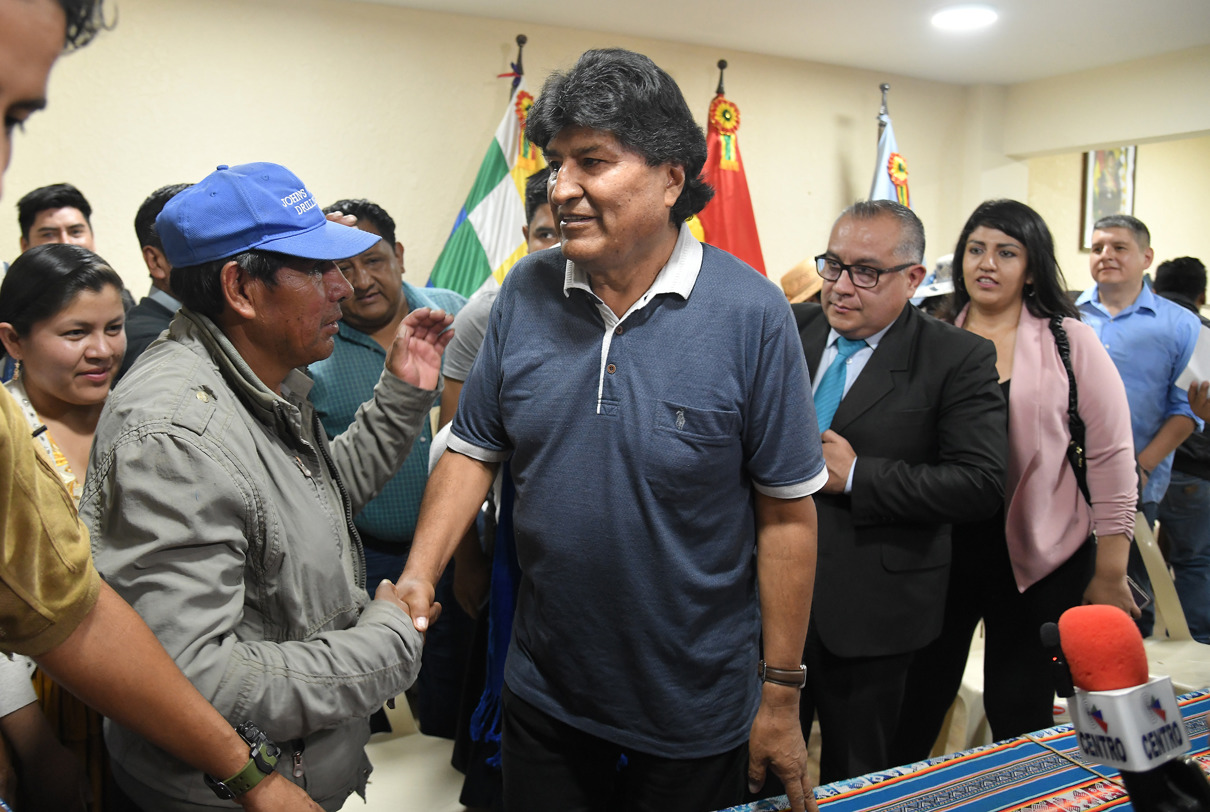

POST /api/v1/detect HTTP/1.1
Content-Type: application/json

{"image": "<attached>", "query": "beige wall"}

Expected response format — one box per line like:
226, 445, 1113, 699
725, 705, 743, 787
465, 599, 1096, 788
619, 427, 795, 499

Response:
0, 0, 965, 292
1, 0, 1206, 302
1005, 46, 1210, 158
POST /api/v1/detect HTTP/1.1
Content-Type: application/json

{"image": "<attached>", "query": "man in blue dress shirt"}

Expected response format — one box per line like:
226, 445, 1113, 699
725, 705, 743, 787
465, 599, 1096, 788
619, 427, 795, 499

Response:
1075, 214, 1201, 634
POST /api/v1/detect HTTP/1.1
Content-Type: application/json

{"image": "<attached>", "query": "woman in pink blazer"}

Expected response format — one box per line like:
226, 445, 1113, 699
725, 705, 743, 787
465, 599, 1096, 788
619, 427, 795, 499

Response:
894, 199, 1139, 761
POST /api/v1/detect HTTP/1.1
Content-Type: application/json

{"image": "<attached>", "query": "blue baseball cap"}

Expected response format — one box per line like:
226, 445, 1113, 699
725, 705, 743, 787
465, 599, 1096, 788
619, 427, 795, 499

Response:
156, 162, 380, 267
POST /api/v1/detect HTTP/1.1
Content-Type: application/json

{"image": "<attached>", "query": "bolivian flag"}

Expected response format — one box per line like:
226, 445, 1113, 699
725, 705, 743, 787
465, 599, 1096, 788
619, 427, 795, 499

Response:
696, 92, 766, 275
869, 112, 910, 208
429, 76, 544, 296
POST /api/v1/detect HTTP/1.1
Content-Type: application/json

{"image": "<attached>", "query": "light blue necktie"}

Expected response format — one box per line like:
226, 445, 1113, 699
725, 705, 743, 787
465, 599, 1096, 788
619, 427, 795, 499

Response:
814, 336, 867, 432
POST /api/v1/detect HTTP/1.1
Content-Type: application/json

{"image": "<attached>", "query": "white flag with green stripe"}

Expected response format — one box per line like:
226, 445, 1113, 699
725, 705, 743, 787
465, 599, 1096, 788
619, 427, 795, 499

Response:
429, 77, 544, 297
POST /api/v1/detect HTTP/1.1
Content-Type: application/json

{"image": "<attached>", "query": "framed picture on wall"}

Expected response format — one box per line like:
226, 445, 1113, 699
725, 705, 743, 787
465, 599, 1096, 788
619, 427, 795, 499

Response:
1081, 146, 1136, 250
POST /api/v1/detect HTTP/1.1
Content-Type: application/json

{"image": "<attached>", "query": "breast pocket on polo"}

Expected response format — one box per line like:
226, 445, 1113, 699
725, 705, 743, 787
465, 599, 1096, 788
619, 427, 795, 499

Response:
644, 401, 742, 503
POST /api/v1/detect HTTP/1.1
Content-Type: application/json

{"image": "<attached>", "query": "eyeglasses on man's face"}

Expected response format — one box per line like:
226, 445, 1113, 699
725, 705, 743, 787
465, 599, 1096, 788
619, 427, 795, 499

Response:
814, 255, 915, 289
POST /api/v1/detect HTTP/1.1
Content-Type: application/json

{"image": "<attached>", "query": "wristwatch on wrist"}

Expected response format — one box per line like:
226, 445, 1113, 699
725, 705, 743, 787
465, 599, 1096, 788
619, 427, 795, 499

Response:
757, 660, 807, 689
204, 721, 281, 800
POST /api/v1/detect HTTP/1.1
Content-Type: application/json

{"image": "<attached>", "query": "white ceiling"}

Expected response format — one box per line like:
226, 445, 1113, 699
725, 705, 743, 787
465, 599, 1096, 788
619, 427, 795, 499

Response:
353, 0, 1210, 85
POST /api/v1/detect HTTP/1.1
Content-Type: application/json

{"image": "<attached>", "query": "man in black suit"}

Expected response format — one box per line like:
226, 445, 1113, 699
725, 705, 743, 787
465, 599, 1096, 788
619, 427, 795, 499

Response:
116, 182, 191, 380
793, 200, 1006, 783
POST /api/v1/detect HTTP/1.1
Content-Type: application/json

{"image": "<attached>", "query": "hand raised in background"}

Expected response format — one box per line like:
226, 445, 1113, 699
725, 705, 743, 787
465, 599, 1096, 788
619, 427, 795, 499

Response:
385, 307, 454, 391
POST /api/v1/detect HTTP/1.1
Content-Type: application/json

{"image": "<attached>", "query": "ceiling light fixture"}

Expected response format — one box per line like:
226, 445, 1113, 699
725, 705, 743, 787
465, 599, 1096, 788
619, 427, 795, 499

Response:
931, 4, 999, 31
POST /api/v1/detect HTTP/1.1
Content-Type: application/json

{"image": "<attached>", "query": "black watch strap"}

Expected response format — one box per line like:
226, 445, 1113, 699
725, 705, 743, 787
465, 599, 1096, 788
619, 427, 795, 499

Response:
758, 660, 807, 689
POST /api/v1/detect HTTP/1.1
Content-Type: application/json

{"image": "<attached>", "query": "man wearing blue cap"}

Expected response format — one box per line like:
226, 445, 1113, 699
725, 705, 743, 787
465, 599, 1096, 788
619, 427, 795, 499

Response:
80, 162, 454, 811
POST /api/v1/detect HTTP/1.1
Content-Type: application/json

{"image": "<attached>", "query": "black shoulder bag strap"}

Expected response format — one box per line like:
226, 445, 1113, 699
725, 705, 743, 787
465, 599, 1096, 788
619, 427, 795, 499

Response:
1047, 315, 1092, 505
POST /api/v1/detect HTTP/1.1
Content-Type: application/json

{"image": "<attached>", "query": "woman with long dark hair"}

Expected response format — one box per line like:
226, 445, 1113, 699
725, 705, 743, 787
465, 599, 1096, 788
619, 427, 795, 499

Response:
0, 243, 126, 495
893, 200, 1139, 761
0, 242, 125, 810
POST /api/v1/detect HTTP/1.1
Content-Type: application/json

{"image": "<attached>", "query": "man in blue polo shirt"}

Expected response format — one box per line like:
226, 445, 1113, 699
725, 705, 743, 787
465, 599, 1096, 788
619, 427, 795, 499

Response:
1076, 214, 1201, 635
397, 48, 826, 812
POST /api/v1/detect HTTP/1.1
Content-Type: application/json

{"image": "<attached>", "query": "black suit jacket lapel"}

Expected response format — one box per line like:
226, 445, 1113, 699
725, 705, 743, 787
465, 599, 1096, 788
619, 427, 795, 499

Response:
830, 304, 918, 433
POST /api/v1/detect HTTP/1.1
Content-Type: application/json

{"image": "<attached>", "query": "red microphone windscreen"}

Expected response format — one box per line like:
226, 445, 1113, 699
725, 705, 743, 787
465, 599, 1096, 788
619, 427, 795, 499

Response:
1057, 604, 1149, 692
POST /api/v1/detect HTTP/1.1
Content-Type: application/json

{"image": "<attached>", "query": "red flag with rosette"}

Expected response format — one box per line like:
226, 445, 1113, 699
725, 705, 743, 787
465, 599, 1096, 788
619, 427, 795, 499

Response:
697, 93, 766, 275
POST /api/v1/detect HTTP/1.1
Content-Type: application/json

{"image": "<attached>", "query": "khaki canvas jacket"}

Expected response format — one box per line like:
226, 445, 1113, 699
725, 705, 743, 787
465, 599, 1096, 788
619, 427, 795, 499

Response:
81, 309, 433, 809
